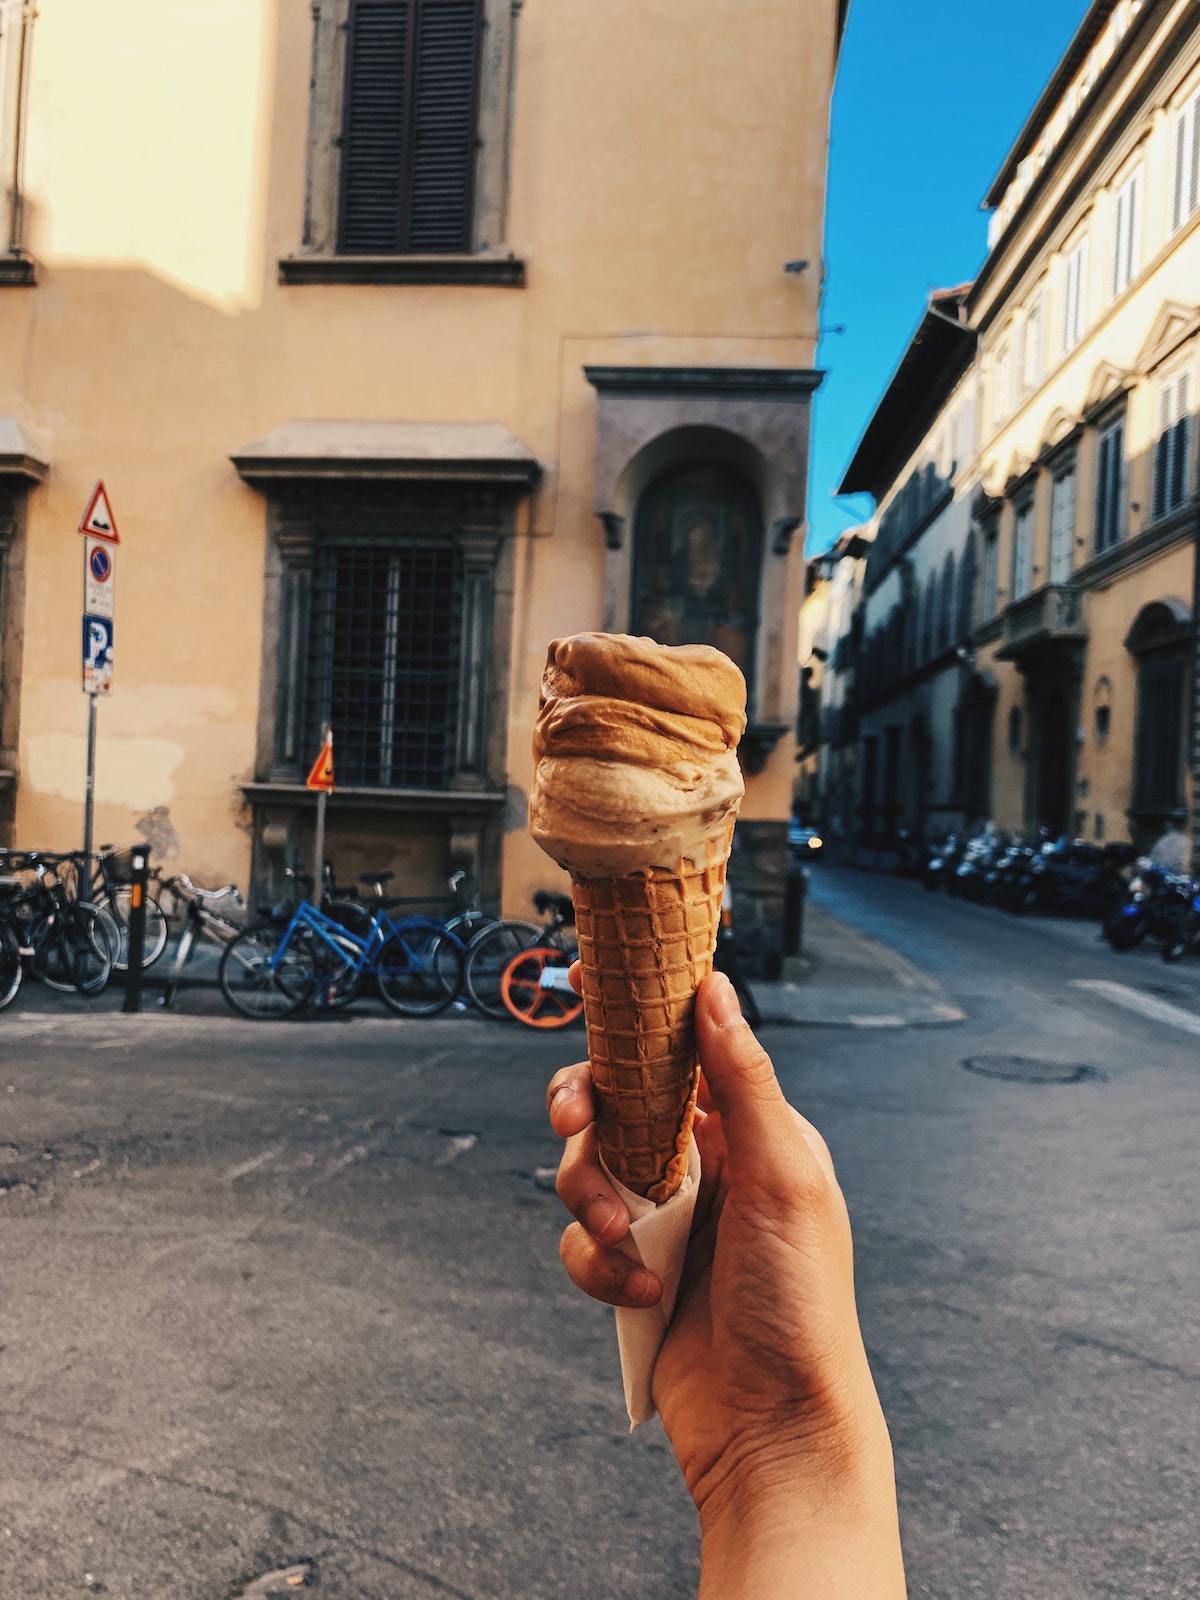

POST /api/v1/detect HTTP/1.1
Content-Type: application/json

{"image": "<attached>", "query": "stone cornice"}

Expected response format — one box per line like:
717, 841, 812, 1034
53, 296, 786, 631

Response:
278, 253, 526, 288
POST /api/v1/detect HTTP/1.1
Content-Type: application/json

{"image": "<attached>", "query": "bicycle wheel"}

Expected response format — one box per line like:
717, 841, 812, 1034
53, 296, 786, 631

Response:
463, 920, 542, 1019
376, 921, 464, 1017
219, 925, 313, 1019
72, 902, 116, 993
0, 918, 22, 1011
500, 947, 584, 1029
102, 887, 170, 970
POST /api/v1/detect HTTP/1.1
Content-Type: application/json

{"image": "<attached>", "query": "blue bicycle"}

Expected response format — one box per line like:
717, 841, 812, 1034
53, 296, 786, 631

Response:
218, 890, 463, 1020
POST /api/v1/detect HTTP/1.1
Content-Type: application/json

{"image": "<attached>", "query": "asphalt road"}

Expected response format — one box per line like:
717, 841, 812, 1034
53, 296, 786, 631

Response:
1, 870, 1198, 1599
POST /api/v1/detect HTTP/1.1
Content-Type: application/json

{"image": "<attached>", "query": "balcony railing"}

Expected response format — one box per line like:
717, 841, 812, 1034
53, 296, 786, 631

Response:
997, 585, 1087, 660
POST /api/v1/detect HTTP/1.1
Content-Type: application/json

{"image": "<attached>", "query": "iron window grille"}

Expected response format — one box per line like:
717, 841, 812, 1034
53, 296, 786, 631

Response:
303, 490, 465, 790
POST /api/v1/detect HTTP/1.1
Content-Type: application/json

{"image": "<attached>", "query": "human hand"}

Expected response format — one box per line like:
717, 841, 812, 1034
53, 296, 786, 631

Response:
548, 969, 906, 1599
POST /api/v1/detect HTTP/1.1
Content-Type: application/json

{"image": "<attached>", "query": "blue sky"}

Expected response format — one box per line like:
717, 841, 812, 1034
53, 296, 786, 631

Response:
807, 0, 1092, 553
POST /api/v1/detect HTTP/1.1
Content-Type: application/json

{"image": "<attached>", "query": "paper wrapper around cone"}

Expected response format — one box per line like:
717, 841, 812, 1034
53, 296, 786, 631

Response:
570, 817, 735, 1204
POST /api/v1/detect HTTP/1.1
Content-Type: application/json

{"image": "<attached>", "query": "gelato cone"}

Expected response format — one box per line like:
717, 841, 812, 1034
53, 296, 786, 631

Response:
530, 633, 746, 1202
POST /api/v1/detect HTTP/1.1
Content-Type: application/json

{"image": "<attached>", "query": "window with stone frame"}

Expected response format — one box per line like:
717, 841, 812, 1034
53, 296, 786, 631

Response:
1093, 408, 1126, 553
957, 531, 977, 640
1169, 82, 1200, 236
938, 551, 956, 652
290, 0, 522, 278
982, 521, 999, 618
267, 484, 505, 792
1048, 463, 1076, 585
1151, 366, 1193, 521
1109, 163, 1142, 301
1060, 234, 1088, 354
1012, 497, 1035, 602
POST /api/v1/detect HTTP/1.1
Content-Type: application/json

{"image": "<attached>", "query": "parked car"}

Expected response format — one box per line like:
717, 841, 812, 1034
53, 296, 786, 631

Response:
788, 821, 825, 859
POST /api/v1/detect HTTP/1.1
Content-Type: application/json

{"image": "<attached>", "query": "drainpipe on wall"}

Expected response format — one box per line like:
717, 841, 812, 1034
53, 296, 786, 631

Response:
7, 2, 34, 254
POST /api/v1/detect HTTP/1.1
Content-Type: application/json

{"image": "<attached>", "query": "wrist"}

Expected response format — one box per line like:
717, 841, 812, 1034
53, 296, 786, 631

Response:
696, 1402, 906, 1600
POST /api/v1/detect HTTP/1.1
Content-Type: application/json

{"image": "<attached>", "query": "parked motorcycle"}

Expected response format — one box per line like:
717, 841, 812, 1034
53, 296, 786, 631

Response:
1162, 885, 1200, 962
1104, 862, 1196, 951
987, 837, 1045, 911
950, 834, 1009, 902
1013, 838, 1134, 918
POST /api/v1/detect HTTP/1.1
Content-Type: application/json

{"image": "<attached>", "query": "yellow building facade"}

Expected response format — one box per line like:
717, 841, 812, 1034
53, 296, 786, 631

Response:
840, 0, 1199, 858
0, 0, 844, 971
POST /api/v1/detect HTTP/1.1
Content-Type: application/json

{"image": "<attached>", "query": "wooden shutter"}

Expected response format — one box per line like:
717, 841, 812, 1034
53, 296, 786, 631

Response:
1152, 383, 1171, 519
1169, 373, 1191, 514
1094, 418, 1124, 553
340, 0, 411, 254
339, 0, 481, 256
408, 0, 482, 252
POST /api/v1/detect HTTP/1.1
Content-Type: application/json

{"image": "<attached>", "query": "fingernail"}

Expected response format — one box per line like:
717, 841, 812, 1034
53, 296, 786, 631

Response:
707, 971, 741, 1028
622, 1268, 660, 1306
550, 1083, 575, 1116
583, 1196, 621, 1238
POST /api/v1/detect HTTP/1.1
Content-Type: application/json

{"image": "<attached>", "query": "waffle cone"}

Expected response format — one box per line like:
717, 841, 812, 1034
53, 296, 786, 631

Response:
570, 818, 735, 1204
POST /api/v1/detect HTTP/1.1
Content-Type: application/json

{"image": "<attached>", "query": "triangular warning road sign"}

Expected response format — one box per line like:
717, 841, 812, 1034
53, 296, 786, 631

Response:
306, 729, 334, 791
79, 480, 120, 543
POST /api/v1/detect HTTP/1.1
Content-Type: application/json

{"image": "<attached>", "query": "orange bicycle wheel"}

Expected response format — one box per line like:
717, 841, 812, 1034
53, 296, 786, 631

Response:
500, 946, 583, 1028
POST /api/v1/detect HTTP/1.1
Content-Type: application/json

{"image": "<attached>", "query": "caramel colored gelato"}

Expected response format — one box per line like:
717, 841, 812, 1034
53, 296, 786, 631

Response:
530, 633, 747, 879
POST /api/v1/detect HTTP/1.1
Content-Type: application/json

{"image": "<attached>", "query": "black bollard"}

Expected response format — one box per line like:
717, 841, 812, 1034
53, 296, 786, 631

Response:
122, 847, 149, 1014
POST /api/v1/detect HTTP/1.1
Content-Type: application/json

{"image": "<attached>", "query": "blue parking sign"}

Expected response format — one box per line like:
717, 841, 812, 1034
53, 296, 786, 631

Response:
83, 613, 113, 695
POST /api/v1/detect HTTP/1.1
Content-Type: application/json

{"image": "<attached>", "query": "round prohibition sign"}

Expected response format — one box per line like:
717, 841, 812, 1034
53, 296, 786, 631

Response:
89, 545, 113, 583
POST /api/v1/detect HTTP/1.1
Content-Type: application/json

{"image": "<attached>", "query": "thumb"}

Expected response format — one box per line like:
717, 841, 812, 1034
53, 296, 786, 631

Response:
695, 972, 805, 1186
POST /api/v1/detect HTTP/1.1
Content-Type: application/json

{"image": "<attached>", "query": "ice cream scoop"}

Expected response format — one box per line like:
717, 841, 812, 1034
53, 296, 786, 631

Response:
530, 633, 746, 1202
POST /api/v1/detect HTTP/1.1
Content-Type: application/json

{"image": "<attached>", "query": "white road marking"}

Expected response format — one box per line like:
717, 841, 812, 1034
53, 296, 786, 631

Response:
1071, 980, 1200, 1039
223, 1143, 286, 1183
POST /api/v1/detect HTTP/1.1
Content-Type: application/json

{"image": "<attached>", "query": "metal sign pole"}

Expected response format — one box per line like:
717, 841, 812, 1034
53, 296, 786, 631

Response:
82, 692, 97, 872
312, 788, 327, 906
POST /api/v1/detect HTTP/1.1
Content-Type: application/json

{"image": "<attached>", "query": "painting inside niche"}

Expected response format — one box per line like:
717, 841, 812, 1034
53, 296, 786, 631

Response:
631, 463, 762, 679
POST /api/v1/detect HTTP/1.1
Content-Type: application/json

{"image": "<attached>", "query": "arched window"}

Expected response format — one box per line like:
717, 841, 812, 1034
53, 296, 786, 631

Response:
631, 463, 762, 683
938, 553, 956, 652
958, 533, 977, 640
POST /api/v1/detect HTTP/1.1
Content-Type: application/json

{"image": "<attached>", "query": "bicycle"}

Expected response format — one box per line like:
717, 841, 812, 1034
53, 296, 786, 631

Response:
0, 850, 116, 999
496, 882, 762, 1031
462, 890, 561, 1020
90, 844, 170, 971
156, 873, 246, 1007
489, 892, 582, 1029
219, 879, 463, 1020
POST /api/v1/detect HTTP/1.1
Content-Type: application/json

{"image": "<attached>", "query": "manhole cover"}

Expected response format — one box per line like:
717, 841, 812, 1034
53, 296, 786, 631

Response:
962, 1055, 1103, 1084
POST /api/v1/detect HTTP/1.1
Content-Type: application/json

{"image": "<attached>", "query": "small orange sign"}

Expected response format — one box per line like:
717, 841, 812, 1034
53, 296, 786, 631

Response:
305, 729, 334, 791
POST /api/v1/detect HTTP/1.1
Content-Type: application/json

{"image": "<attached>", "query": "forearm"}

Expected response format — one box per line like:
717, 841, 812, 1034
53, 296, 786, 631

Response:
696, 1421, 906, 1600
